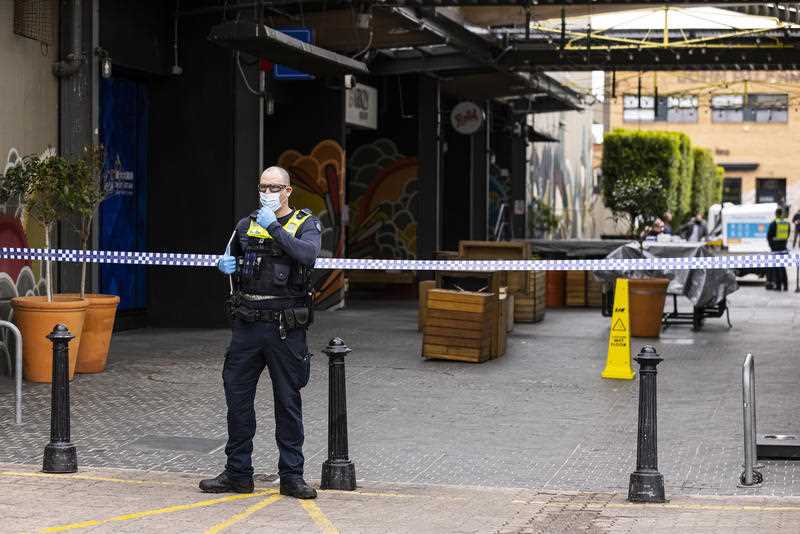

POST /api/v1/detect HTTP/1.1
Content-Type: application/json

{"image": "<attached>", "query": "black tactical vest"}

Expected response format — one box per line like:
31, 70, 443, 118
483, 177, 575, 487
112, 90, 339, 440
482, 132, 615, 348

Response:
237, 210, 313, 298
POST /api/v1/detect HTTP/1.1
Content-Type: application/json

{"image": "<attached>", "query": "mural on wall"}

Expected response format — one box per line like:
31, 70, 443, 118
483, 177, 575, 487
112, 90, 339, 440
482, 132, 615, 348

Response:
528, 115, 598, 238
0, 148, 48, 374
347, 139, 418, 259
278, 140, 346, 310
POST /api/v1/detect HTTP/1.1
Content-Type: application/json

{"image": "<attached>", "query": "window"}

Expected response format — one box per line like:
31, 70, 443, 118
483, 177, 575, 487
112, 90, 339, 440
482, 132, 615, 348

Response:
623, 95, 655, 122
748, 94, 788, 123
666, 95, 699, 123
756, 178, 786, 204
711, 95, 744, 123
623, 94, 698, 123
722, 177, 742, 204
712, 93, 788, 123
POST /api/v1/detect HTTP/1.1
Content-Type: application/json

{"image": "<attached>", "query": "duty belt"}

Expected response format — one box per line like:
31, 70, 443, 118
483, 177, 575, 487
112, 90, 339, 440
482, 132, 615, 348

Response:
230, 307, 283, 323
240, 293, 282, 301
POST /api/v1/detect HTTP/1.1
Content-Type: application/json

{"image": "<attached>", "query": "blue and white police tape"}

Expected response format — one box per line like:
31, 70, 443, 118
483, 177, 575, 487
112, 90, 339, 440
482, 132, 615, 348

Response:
1, 247, 799, 271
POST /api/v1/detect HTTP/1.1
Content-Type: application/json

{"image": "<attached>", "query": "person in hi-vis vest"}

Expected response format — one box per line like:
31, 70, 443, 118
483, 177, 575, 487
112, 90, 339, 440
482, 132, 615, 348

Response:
766, 207, 790, 291
200, 166, 321, 499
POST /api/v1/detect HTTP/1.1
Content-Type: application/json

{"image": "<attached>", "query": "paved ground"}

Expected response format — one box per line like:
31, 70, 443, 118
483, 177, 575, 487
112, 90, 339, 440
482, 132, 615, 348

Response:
4, 464, 800, 533
0, 277, 799, 510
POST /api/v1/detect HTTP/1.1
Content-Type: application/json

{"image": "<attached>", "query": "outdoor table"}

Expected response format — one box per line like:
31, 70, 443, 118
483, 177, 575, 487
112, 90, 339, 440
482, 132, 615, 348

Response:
595, 241, 739, 330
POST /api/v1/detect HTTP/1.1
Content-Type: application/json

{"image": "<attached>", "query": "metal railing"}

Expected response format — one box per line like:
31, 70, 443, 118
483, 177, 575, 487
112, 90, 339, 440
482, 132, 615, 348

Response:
0, 320, 22, 425
740, 353, 763, 486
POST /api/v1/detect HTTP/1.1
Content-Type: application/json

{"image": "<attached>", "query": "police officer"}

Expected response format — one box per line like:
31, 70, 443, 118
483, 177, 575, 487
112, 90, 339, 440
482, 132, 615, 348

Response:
200, 166, 321, 499
766, 207, 790, 291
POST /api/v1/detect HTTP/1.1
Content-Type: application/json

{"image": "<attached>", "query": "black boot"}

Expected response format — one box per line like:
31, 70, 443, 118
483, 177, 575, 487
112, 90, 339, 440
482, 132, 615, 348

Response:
280, 478, 317, 499
199, 472, 255, 494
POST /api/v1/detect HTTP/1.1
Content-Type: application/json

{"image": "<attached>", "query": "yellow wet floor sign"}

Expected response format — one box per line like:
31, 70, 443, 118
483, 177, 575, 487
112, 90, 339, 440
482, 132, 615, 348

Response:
601, 278, 635, 380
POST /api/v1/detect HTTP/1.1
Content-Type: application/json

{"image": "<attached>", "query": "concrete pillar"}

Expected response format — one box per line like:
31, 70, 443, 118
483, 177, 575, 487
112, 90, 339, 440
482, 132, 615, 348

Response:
417, 76, 442, 262
470, 101, 489, 241
57, 0, 99, 293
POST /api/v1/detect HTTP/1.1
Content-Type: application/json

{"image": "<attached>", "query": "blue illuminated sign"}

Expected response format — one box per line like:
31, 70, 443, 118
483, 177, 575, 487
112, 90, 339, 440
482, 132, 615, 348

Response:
273, 28, 314, 80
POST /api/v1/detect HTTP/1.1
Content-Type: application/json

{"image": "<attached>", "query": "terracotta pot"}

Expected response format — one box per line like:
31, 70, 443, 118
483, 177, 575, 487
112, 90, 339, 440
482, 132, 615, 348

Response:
629, 278, 669, 338
11, 296, 88, 383
62, 294, 120, 373
546, 271, 566, 308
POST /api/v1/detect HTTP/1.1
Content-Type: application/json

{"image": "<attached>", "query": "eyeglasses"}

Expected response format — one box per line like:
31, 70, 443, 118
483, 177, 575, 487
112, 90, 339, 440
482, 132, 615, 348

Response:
258, 183, 288, 193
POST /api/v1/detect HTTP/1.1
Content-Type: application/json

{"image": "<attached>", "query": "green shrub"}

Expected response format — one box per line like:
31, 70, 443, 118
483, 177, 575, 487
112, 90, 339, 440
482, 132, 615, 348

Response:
672, 132, 694, 224
689, 148, 725, 217
602, 129, 682, 218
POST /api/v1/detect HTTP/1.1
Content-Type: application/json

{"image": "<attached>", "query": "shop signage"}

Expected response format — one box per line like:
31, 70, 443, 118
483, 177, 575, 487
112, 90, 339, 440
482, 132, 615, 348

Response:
345, 83, 378, 130
273, 28, 314, 80
107, 155, 134, 197
450, 101, 484, 135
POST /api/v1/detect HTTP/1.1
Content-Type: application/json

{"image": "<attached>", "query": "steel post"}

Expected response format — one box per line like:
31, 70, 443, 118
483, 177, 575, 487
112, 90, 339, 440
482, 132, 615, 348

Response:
740, 354, 763, 486
320, 337, 356, 490
0, 321, 23, 424
628, 345, 666, 503
42, 325, 77, 473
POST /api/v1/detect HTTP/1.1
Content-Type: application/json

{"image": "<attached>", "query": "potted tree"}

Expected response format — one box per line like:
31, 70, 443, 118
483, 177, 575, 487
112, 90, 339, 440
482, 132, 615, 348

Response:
607, 172, 671, 337
1, 151, 88, 382
62, 145, 120, 374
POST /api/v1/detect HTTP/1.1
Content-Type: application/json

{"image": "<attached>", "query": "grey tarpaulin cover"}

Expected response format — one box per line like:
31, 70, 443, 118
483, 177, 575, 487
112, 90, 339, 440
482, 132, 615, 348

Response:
593, 242, 738, 307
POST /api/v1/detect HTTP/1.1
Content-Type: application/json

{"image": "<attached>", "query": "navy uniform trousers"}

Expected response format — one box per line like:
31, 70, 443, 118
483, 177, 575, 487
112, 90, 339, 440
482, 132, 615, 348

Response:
223, 318, 311, 482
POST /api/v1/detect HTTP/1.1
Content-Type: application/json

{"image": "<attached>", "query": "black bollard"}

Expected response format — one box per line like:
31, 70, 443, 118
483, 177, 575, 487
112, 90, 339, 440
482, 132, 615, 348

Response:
42, 324, 77, 474
628, 345, 665, 503
320, 337, 356, 490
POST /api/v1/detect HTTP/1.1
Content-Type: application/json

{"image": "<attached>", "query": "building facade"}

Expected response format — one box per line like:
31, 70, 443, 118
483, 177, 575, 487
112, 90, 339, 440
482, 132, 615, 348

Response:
608, 70, 800, 213
0, 1, 58, 331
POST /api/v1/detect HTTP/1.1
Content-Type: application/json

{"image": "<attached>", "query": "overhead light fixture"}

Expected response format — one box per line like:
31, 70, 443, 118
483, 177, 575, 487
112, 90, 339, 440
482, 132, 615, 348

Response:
95, 47, 112, 79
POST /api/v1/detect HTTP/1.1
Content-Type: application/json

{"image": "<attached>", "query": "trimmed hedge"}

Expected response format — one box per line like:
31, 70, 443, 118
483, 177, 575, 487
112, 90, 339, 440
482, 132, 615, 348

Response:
690, 148, 725, 217
603, 129, 720, 229
673, 132, 694, 223
602, 129, 682, 216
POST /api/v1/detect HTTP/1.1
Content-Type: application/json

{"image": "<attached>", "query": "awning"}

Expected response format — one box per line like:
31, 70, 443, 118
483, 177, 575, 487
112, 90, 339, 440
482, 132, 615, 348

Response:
507, 94, 582, 114
528, 126, 558, 143
719, 162, 759, 172
208, 21, 369, 76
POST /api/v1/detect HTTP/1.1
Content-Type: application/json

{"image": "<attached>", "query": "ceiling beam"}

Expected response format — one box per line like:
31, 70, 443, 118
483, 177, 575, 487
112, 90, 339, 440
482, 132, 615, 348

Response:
370, 53, 486, 75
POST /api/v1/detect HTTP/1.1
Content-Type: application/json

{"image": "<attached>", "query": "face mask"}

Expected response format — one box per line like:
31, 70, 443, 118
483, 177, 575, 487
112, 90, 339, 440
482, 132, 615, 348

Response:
259, 192, 281, 212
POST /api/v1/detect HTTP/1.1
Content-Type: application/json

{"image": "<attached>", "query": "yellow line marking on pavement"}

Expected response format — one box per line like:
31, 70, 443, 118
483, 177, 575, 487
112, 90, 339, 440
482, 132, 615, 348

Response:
203, 494, 283, 534
327, 490, 412, 498
40, 490, 277, 532
0, 471, 185, 488
299, 500, 339, 534
607, 502, 800, 513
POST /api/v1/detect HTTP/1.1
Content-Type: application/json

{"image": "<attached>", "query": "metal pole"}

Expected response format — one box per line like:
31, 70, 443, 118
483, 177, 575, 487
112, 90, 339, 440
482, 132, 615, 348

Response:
0, 321, 23, 424
628, 345, 666, 503
258, 70, 265, 173
795, 261, 800, 293
320, 337, 356, 490
740, 353, 763, 486
750, 353, 763, 469
42, 325, 77, 473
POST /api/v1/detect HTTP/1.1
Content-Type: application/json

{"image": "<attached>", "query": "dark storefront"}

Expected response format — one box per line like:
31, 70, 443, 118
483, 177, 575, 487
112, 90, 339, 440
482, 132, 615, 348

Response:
52, 0, 580, 328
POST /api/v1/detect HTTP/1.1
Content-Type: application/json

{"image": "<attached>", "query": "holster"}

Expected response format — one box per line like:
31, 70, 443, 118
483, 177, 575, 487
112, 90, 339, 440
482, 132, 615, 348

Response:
283, 307, 311, 330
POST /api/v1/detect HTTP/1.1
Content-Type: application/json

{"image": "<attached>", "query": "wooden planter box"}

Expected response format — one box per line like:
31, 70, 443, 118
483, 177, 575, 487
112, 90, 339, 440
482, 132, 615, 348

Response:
417, 280, 437, 331
566, 271, 603, 308
458, 240, 532, 294
422, 289, 495, 363
433, 271, 507, 359
514, 271, 546, 323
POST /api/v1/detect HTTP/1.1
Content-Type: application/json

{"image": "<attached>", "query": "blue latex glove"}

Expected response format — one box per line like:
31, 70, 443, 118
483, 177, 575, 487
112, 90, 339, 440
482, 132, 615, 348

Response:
217, 255, 237, 275
256, 207, 277, 228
